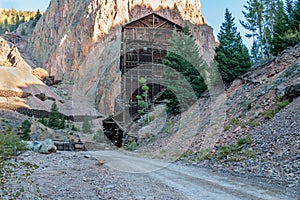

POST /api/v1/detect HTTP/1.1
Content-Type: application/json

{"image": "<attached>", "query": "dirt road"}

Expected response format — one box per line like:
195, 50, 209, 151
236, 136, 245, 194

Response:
9, 150, 298, 200
89, 150, 297, 200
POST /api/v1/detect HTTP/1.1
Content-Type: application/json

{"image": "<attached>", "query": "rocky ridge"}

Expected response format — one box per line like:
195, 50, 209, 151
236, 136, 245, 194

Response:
27, 0, 216, 115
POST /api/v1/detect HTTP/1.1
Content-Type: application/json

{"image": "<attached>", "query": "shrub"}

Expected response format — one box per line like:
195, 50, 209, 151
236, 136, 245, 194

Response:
38, 117, 47, 126
230, 118, 240, 126
0, 129, 27, 160
237, 136, 252, 146
262, 99, 290, 119
223, 124, 230, 131
123, 142, 137, 151
71, 124, 78, 131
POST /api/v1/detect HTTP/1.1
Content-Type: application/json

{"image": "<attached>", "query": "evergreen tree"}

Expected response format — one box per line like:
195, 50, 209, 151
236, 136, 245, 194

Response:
271, 0, 290, 55
20, 119, 31, 140
162, 52, 201, 114
241, 0, 265, 62
215, 9, 251, 85
32, 9, 42, 27
286, 0, 295, 27
161, 27, 207, 114
60, 115, 65, 129
293, 0, 300, 28
48, 102, 60, 128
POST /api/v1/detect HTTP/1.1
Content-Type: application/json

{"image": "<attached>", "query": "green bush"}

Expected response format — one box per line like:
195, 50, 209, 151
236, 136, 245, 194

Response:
262, 109, 276, 119
123, 142, 138, 151
223, 124, 230, 131
0, 129, 27, 160
37, 117, 47, 126
195, 136, 252, 161
230, 118, 241, 126
71, 124, 78, 131
262, 99, 290, 119
237, 136, 252, 146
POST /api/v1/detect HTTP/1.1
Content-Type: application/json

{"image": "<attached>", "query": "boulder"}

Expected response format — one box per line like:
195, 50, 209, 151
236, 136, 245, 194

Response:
27, 139, 57, 154
285, 79, 300, 100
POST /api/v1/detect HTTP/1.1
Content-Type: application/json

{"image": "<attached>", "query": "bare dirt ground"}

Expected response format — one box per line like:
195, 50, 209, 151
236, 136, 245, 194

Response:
6, 150, 298, 200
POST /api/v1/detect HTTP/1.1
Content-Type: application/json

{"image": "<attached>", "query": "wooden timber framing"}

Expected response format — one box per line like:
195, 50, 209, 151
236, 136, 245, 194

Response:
103, 13, 182, 146
119, 12, 182, 124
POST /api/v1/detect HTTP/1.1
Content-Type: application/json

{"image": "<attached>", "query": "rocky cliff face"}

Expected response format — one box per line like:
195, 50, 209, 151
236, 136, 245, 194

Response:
27, 0, 216, 115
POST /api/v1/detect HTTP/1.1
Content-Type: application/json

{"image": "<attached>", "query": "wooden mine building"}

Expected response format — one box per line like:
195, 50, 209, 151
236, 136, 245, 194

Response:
104, 13, 182, 146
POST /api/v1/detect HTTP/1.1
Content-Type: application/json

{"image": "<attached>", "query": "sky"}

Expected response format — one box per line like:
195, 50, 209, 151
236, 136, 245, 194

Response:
201, 0, 251, 47
0, 0, 251, 47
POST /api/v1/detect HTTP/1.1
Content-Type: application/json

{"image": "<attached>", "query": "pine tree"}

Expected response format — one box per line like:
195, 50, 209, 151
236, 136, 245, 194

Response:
294, 0, 300, 28
286, 0, 295, 27
271, 0, 290, 55
60, 115, 65, 129
161, 27, 207, 114
215, 9, 251, 85
20, 119, 31, 140
241, 0, 265, 62
48, 102, 60, 128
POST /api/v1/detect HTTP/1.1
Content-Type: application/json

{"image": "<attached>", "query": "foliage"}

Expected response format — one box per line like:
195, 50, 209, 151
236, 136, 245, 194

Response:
71, 124, 79, 131
19, 120, 31, 141
60, 115, 65, 129
223, 124, 230, 131
37, 117, 47, 126
262, 99, 290, 119
241, 0, 300, 60
48, 102, 61, 128
240, 0, 266, 62
123, 141, 138, 151
31, 9, 42, 27
82, 115, 92, 134
215, 9, 251, 85
136, 78, 150, 117
196, 136, 253, 161
0, 9, 43, 34
0, 129, 27, 160
162, 28, 207, 114
237, 136, 252, 146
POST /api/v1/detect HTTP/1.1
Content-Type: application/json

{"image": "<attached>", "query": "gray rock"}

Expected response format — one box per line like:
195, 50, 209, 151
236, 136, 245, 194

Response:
28, 139, 57, 154
39, 139, 57, 154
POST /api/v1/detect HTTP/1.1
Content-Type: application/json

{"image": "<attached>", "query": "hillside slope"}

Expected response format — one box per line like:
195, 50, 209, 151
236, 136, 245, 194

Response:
137, 44, 300, 192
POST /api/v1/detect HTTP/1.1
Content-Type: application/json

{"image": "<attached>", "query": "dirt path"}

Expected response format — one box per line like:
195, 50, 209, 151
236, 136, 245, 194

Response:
9, 150, 298, 200
90, 150, 297, 200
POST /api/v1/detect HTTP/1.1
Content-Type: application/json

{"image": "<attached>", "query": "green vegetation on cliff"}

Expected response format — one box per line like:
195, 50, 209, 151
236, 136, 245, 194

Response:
0, 8, 42, 34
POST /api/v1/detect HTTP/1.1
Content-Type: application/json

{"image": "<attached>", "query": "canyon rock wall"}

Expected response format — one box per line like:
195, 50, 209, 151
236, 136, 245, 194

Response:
28, 0, 216, 115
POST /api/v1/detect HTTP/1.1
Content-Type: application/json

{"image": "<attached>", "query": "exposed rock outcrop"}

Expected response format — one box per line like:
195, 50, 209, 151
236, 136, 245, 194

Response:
27, 0, 216, 115
0, 36, 97, 117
